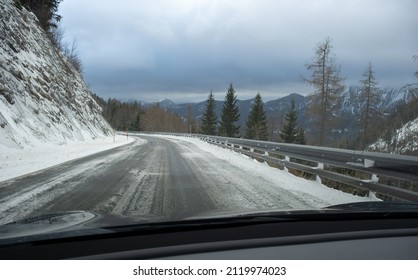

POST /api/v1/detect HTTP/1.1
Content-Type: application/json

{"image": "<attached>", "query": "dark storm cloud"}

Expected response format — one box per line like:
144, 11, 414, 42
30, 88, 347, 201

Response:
59, 0, 418, 103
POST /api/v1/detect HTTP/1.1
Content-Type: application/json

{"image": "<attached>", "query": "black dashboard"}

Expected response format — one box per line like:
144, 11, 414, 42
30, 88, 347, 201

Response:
1, 212, 418, 259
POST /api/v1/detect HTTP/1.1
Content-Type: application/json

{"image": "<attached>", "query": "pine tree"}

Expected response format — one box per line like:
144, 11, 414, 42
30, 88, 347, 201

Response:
279, 100, 298, 143
201, 91, 218, 135
132, 113, 141, 131
295, 127, 306, 145
305, 37, 344, 146
279, 100, 306, 144
219, 83, 240, 137
245, 93, 268, 140
19, 0, 63, 32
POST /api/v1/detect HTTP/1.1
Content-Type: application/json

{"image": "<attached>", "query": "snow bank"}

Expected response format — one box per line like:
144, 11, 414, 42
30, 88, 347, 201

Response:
0, 135, 135, 182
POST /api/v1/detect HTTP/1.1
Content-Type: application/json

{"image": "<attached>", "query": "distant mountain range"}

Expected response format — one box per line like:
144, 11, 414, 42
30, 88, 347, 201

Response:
142, 84, 418, 149
144, 93, 305, 124
148, 85, 418, 120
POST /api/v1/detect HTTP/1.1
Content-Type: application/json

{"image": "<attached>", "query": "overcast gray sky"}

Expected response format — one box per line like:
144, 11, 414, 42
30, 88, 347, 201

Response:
59, 0, 418, 103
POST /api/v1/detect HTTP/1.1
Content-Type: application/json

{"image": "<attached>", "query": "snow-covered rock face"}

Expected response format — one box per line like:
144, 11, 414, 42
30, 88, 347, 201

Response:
367, 118, 418, 155
0, 0, 112, 149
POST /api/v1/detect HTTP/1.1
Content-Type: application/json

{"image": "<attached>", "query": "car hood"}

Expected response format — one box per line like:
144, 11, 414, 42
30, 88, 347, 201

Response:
1, 201, 418, 245
0, 211, 162, 244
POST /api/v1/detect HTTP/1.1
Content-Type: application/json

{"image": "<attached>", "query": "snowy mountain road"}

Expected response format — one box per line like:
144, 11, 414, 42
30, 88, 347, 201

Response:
0, 135, 371, 225
1, 135, 215, 223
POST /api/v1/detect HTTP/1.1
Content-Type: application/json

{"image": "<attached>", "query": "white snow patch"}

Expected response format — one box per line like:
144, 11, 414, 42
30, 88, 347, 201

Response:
0, 135, 136, 182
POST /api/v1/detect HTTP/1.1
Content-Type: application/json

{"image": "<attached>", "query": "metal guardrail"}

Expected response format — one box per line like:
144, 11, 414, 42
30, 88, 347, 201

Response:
132, 132, 418, 202
198, 135, 418, 202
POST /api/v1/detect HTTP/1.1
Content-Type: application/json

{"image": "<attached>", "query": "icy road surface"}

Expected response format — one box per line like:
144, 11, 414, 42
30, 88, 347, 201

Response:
0, 135, 375, 224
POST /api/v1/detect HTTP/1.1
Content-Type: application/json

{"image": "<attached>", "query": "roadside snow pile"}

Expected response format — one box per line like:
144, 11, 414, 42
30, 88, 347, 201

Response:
0, 135, 135, 182
0, 0, 113, 150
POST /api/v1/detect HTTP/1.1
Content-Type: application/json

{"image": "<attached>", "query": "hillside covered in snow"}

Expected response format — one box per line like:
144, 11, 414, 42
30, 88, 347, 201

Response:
0, 0, 112, 150
367, 117, 418, 155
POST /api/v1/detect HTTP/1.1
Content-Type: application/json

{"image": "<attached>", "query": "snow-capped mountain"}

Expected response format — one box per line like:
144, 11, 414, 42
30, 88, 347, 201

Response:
0, 0, 112, 149
339, 84, 418, 115
155, 98, 178, 110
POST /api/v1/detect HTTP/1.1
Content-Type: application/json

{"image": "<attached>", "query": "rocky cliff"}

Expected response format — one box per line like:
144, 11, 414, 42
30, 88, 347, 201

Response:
0, 0, 112, 149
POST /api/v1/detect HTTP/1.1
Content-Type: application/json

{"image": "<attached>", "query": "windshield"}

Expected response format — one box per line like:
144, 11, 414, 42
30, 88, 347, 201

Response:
1, 0, 418, 242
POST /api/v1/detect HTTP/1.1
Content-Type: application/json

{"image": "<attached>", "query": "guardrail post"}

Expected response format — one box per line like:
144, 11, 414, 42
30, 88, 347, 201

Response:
362, 174, 379, 198
367, 191, 378, 199
281, 156, 290, 173
314, 163, 324, 183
